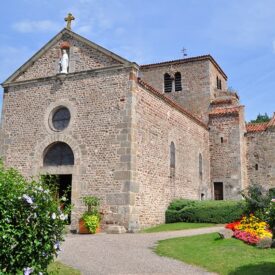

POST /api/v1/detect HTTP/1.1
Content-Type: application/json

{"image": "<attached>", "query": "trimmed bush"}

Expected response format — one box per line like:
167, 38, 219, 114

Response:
0, 164, 70, 274
166, 199, 246, 224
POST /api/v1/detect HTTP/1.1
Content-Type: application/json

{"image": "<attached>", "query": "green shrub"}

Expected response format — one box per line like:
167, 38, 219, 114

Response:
241, 184, 271, 220
0, 164, 70, 274
166, 199, 245, 224
168, 199, 197, 211
82, 214, 100, 234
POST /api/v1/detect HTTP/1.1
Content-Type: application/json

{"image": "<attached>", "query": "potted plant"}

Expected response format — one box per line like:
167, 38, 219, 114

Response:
79, 196, 101, 234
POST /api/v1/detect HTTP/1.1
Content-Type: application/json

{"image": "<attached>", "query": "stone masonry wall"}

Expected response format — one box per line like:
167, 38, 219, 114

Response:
209, 62, 228, 100
140, 60, 228, 124
132, 84, 210, 228
246, 129, 275, 189
2, 66, 136, 231
209, 110, 246, 199
140, 61, 211, 122
15, 33, 120, 82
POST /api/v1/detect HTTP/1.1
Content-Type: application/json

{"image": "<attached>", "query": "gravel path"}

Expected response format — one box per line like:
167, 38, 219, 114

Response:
58, 226, 223, 275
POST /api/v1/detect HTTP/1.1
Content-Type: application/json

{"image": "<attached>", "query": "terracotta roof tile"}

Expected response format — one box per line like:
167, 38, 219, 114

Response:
137, 78, 208, 130
246, 122, 269, 132
210, 98, 233, 105
140, 55, 227, 80
209, 106, 241, 117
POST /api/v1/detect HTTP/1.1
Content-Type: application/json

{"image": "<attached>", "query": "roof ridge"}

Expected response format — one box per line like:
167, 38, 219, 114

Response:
2, 28, 132, 86
140, 54, 227, 80
137, 78, 208, 130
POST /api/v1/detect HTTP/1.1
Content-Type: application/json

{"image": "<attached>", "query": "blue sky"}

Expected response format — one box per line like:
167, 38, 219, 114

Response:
1, 0, 274, 121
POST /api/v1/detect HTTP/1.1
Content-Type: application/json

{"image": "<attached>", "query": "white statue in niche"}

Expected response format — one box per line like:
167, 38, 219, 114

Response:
60, 49, 69, 73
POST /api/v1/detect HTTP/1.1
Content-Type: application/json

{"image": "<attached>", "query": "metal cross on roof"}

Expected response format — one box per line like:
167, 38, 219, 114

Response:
181, 47, 188, 58
65, 13, 75, 30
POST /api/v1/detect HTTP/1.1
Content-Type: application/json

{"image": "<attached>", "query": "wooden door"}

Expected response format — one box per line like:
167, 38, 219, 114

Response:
214, 182, 223, 200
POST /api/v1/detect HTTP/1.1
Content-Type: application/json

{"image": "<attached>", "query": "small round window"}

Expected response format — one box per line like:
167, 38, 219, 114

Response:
52, 107, 71, 131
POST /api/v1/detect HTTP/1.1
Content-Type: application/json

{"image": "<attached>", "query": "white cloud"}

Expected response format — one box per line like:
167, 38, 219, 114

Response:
12, 20, 61, 33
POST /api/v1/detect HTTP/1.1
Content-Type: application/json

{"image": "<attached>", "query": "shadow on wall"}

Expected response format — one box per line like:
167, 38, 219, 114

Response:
228, 262, 275, 275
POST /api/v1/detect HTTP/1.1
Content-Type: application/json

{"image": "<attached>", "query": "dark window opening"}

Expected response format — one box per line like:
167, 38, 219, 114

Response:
175, 72, 182, 91
44, 142, 74, 166
52, 107, 71, 131
221, 137, 224, 143
214, 182, 223, 200
199, 153, 203, 181
216, 76, 222, 90
201, 193, 205, 200
164, 73, 173, 92
255, 164, 259, 171
170, 142, 175, 177
269, 188, 275, 199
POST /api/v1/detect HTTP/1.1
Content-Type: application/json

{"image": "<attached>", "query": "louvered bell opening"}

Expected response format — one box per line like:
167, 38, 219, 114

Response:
164, 73, 172, 92
175, 72, 182, 91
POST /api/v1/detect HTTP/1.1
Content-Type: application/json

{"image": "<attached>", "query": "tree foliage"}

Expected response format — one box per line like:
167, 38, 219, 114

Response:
250, 113, 270, 123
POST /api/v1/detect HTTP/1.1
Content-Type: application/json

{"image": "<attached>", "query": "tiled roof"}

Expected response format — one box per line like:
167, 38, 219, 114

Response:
210, 98, 233, 105
267, 114, 275, 128
137, 78, 208, 130
246, 122, 269, 132
209, 106, 242, 117
140, 55, 227, 80
246, 114, 275, 132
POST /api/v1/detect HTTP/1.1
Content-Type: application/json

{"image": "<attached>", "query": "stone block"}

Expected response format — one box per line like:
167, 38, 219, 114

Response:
106, 225, 126, 234
106, 193, 129, 205
114, 171, 131, 180
122, 181, 139, 193
218, 228, 233, 239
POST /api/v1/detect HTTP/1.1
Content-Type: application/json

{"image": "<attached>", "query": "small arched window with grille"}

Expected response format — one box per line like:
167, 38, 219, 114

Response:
164, 73, 173, 92
43, 142, 74, 166
175, 72, 182, 91
199, 153, 203, 181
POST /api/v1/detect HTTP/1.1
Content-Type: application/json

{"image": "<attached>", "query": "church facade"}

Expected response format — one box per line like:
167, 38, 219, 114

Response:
1, 27, 275, 232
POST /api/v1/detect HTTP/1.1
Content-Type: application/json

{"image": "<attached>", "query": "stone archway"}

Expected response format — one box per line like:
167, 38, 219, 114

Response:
31, 134, 85, 230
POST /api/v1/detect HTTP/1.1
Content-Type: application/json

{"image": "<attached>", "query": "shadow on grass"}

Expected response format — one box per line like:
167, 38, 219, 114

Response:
228, 262, 275, 275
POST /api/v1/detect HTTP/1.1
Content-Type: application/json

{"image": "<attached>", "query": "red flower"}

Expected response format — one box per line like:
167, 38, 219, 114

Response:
225, 221, 240, 231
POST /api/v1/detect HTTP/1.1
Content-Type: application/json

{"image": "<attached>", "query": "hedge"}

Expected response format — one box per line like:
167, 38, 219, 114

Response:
166, 199, 246, 224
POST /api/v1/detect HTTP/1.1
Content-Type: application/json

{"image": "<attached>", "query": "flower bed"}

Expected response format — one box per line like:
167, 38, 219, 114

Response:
225, 214, 272, 246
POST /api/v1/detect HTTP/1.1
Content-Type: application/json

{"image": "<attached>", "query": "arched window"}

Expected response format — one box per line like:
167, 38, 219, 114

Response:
164, 73, 172, 93
199, 153, 203, 180
44, 142, 74, 166
170, 142, 175, 168
170, 142, 175, 178
175, 72, 182, 91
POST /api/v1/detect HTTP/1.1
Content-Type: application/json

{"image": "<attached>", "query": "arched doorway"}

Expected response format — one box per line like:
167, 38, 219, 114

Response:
43, 142, 74, 222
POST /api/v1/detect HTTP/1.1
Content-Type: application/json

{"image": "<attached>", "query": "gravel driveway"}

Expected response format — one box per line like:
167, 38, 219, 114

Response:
58, 226, 223, 275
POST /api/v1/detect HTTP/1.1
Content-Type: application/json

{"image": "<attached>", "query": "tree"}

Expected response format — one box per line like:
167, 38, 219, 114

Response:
250, 113, 270, 123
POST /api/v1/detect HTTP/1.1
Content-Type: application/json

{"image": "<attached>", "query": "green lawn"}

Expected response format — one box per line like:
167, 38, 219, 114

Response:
155, 233, 275, 275
47, 261, 81, 275
142, 222, 215, 233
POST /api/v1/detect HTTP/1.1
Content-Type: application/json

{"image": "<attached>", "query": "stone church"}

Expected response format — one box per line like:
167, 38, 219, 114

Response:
1, 19, 275, 232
